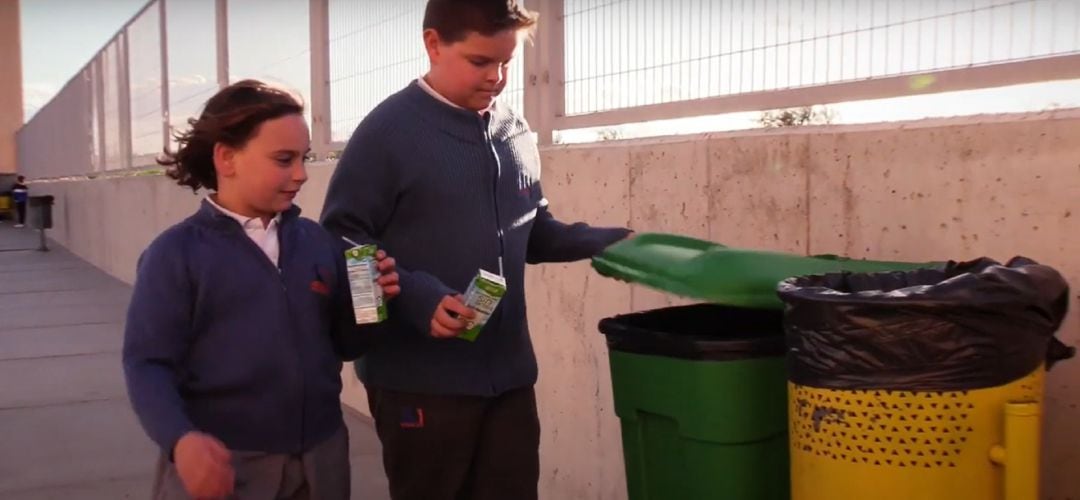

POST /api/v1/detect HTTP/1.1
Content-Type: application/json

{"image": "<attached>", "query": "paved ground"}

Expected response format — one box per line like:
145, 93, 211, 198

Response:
0, 224, 389, 500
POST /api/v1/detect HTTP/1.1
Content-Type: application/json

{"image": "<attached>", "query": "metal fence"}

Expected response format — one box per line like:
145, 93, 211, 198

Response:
164, 0, 219, 151
328, 0, 429, 143
546, 0, 1080, 132
324, 0, 527, 143
17, 0, 1080, 179
562, 0, 1080, 115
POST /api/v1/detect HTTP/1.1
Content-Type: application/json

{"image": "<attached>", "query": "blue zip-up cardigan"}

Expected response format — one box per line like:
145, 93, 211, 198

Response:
123, 201, 373, 454
321, 82, 631, 397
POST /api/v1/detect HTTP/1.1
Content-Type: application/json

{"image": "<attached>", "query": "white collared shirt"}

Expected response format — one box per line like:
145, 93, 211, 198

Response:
416, 76, 497, 114
206, 196, 282, 267
416, 76, 464, 110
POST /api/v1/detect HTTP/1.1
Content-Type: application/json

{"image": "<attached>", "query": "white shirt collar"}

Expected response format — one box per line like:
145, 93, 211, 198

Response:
416, 76, 495, 114
416, 76, 464, 109
206, 195, 280, 230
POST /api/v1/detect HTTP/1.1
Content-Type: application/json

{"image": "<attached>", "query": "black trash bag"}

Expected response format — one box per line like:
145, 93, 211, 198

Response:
777, 257, 1073, 391
598, 304, 786, 361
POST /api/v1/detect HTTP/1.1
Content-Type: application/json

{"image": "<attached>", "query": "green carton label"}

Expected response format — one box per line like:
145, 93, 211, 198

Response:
345, 244, 387, 324
459, 269, 507, 342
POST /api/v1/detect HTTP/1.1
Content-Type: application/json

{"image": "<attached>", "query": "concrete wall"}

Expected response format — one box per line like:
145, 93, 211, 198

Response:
0, 0, 23, 174
35, 110, 1080, 499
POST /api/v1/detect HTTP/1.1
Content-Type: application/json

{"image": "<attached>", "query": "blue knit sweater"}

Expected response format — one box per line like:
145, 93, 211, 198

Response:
123, 201, 373, 455
321, 82, 631, 396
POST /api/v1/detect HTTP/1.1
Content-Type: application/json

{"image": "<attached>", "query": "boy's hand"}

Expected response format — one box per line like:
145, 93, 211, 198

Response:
174, 431, 234, 499
430, 294, 476, 338
374, 250, 400, 300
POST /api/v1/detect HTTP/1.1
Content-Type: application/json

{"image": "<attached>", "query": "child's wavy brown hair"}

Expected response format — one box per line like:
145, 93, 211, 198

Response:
159, 79, 304, 192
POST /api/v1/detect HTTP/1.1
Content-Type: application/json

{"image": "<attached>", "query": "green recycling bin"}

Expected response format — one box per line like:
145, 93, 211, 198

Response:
593, 233, 934, 500
600, 304, 789, 500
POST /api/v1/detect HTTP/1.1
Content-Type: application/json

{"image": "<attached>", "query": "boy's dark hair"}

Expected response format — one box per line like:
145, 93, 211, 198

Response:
159, 79, 304, 192
423, 0, 538, 43
16, 175, 24, 182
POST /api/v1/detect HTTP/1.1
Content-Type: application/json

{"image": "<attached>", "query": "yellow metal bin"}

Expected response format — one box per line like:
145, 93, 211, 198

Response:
778, 258, 1073, 500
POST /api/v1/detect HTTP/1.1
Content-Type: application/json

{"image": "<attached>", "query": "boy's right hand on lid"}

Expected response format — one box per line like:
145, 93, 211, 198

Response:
431, 294, 476, 338
174, 431, 235, 499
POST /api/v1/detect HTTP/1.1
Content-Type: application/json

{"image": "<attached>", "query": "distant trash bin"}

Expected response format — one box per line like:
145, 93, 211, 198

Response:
27, 195, 54, 229
778, 257, 1074, 500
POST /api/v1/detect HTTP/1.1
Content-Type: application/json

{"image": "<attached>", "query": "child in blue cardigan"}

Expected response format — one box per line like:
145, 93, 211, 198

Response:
122, 80, 399, 500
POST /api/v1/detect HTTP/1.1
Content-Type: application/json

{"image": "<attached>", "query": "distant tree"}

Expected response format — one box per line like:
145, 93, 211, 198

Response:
758, 106, 836, 128
595, 127, 624, 141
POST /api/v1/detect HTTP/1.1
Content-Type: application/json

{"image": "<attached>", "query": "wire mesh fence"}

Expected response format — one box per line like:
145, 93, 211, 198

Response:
16, 0, 1080, 177
562, 0, 1080, 116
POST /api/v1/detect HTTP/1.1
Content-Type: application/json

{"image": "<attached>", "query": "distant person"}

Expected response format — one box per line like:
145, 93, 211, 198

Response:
123, 80, 400, 500
11, 175, 28, 228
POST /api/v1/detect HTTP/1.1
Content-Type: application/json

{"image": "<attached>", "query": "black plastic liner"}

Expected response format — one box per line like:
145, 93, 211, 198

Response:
778, 257, 1073, 391
599, 304, 786, 361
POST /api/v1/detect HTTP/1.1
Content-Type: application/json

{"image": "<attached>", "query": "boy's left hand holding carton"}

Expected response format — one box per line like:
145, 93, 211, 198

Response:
430, 293, 477, 339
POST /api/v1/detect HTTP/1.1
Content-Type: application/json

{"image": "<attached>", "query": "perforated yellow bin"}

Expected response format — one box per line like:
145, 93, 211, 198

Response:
789, 369, 1044, 500
778, 258, 1072, 500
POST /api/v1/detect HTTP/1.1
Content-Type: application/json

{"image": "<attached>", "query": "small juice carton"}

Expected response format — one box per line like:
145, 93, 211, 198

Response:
344, 244, 387, 324
458, 269, 507, 342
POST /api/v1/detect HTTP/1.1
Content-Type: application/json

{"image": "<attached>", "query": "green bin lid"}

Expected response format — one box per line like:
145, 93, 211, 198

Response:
591, 233, 937, 310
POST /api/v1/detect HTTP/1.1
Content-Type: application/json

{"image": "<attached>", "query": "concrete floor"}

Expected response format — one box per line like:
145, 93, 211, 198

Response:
0, 223, 390, 500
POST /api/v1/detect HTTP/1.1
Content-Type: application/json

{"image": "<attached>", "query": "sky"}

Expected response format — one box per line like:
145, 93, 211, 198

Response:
19, 0, 1080, 147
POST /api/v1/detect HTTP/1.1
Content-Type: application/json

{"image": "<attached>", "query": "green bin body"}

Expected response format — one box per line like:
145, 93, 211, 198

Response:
601, 305, 789, 500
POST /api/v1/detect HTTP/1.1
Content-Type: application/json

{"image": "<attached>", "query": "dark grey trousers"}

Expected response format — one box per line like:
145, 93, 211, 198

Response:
366, 385, 540, 500
152, 425, 349, 500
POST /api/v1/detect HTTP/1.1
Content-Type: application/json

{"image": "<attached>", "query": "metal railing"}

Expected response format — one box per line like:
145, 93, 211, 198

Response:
16, 0, 1080, 179
537, 0, 1080, 134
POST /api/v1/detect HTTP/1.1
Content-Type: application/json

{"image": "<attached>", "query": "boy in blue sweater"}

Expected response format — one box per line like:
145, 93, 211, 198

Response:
321, 1, 632, 499
123, 80, 399, 500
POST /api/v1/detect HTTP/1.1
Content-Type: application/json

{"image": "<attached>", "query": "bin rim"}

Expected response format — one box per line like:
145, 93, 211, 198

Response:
598, 305, 787, 361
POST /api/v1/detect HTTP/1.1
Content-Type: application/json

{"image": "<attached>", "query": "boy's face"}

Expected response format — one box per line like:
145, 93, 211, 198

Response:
424, 28, 525, 111
215, 114, 310, 220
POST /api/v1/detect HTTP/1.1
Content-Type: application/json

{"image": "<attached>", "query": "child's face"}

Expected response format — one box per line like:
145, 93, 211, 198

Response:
217, 114, 310, 219
425, 28, 525, 111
